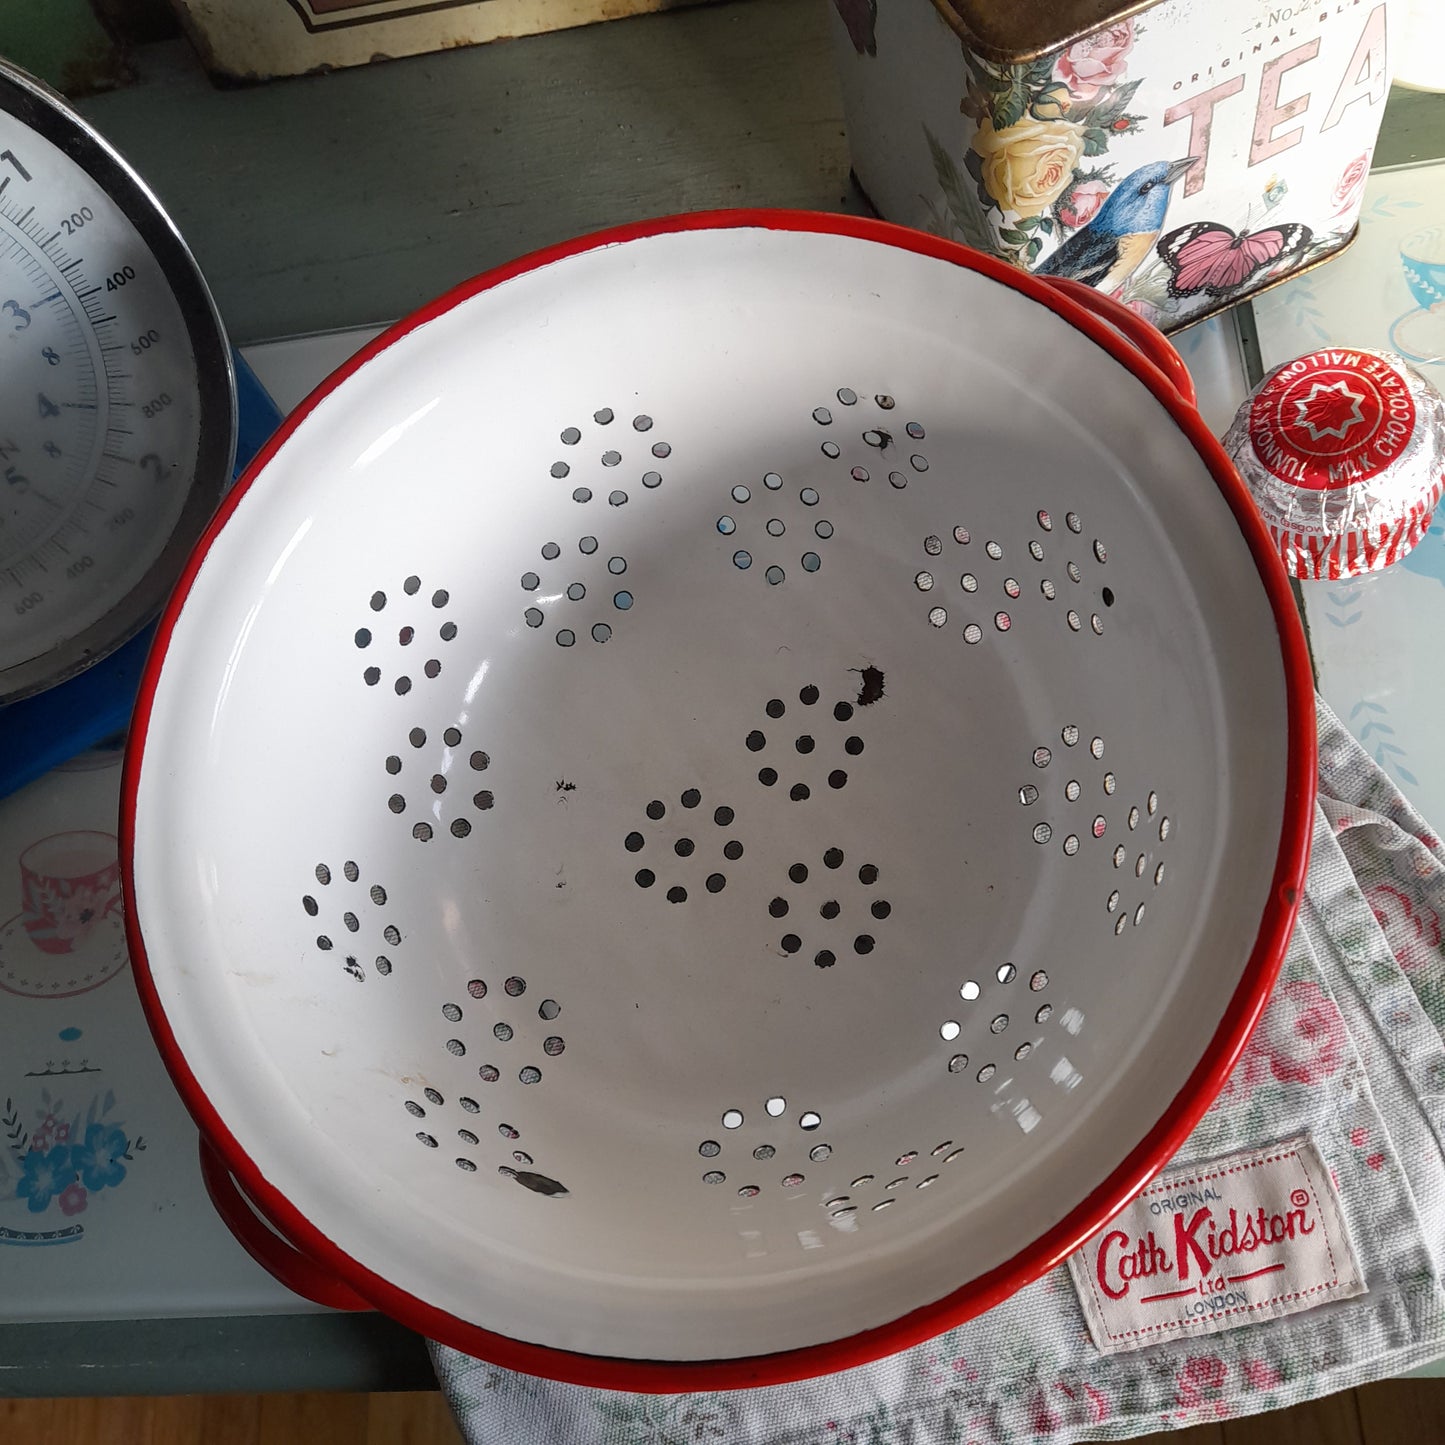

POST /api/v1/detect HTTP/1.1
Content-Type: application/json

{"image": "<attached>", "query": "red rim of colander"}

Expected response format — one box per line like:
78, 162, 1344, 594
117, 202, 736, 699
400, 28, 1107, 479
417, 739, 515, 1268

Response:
121, 210, 1317, 1392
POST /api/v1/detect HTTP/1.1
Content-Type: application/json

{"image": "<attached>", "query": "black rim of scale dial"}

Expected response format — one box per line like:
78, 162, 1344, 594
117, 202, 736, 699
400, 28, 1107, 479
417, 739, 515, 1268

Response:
0, 58, 235, 702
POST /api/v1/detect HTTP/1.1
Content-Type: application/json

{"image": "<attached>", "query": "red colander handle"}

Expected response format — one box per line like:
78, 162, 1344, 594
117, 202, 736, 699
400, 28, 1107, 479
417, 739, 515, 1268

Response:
1040, 276, 1197, 409
199, 1136, 371, 1312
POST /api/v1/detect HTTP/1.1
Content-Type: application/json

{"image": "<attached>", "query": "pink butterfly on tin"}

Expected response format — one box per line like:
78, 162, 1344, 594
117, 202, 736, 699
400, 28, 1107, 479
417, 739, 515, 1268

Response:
1157, 221, 1313, 298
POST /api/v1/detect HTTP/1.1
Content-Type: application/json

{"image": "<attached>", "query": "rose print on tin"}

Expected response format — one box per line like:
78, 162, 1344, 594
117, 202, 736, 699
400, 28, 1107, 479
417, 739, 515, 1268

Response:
929, 22, 1149, 273
1055, 23, 1134, 103
1330, 152, 1371, 220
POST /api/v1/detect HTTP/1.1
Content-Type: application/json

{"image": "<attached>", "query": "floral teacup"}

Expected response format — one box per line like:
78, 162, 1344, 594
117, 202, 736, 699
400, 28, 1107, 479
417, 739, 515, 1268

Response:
19, 831, 122, 955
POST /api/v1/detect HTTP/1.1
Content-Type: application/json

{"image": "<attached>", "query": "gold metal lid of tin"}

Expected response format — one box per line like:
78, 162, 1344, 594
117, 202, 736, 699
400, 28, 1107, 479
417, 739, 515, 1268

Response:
932, 0, 1157, 65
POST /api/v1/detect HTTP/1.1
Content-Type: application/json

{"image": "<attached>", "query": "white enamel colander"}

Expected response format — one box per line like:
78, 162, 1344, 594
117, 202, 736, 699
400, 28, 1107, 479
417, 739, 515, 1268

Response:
122, 212, 1315, 1390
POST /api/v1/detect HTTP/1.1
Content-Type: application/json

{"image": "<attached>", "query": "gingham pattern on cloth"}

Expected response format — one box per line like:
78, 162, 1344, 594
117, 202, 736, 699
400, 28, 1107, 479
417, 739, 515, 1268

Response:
430, 698, 1445, 1443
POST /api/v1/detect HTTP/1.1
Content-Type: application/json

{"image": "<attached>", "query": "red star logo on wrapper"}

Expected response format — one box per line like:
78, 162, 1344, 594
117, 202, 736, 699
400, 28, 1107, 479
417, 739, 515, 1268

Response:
1246, 350, 1417, 491
1290, 380, 1366, 442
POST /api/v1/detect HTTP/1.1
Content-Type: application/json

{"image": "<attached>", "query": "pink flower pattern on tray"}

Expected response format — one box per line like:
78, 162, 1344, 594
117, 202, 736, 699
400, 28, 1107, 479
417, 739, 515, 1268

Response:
1055, 21, 1134, 103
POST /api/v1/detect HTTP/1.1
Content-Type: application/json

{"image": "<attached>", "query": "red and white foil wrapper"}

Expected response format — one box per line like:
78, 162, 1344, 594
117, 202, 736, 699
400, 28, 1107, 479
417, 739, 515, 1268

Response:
1223, 348, 1445, 580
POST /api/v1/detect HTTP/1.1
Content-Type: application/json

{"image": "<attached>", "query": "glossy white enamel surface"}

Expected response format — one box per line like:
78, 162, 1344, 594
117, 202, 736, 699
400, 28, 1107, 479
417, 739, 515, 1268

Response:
131, 226, 1291, 1361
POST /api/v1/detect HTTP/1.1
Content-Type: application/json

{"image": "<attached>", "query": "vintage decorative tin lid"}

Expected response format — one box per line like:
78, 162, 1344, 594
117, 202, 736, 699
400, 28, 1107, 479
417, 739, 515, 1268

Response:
1223, 348, 1445, 580
931, 0, 1156, 64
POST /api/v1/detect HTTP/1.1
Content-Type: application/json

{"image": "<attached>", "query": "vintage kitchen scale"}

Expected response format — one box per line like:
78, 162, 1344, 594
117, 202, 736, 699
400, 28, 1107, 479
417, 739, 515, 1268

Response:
0, 58, 278, 795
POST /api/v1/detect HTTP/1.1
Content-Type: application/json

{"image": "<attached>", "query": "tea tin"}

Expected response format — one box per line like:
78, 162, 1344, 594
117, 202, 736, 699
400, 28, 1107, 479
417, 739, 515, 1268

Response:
830, 0, 1395, 330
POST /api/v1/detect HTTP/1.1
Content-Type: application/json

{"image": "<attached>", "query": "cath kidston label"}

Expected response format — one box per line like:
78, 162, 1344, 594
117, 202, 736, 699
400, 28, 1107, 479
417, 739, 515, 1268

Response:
1068, 1136, 1366, 1355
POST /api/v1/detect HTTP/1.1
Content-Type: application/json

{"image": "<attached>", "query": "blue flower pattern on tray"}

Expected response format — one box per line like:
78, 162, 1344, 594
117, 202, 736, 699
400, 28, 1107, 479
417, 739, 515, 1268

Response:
16, 1145, 75, 1214
2, 1082, 145, 1237
71, 1123, 129, 1193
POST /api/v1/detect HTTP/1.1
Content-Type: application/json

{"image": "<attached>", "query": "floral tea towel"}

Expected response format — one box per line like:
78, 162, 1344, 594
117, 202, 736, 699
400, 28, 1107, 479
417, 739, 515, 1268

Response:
431, 697, 1445, 1443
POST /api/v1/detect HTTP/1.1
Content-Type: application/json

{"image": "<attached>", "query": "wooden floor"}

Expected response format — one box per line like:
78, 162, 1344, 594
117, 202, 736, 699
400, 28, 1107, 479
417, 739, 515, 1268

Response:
0, 1379, 1441, 1443
0, 1392, 465, 1444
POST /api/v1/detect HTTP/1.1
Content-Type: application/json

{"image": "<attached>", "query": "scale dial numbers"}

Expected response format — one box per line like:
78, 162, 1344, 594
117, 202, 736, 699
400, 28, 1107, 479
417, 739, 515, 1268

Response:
0, 181, 107, 568
0, 63, 232, 701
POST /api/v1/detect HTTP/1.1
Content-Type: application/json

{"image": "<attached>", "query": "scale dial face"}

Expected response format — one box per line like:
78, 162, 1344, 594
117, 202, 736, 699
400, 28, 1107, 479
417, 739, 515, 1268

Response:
0, 60, 233, 702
